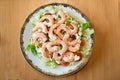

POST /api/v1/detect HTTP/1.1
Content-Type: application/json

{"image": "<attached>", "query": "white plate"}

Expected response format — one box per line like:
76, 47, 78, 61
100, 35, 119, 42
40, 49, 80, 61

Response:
20, 3, 94, 77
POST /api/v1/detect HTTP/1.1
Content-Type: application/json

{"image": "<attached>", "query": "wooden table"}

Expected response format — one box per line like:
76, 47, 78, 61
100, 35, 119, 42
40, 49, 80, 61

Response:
0, 0, 120, 80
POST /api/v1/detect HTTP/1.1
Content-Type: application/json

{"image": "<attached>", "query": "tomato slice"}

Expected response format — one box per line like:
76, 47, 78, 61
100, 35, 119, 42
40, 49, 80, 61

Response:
81, 38, 86, 46
60, 60, 70, 66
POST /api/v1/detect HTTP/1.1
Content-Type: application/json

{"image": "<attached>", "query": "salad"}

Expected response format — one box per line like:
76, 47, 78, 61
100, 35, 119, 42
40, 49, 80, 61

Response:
26, 6, 94, 68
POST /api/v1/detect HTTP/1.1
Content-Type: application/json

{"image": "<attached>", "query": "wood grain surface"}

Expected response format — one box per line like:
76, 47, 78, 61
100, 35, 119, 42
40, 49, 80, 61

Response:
0, 0, 120, 80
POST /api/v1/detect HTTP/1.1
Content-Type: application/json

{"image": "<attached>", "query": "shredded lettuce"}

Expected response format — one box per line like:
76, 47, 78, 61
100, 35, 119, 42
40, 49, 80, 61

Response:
31, 20, 36, 27
83, 29, 94, 36
82, 22, 91, 30
41, 57, 57, 68
39, 12, 43, 18
31, 12, 43, 27
64, 20, 70, 25
37, 52, 42, 58
69, 62, 75, 66
87, 29, 94, 35
50, 6, 56, 10
26, 44, 37, 55
41, 57, 50, 66
26, 44, 31, 51
31, 19, 38, 27
50, 59, 57, 68
78, 22, 91, 30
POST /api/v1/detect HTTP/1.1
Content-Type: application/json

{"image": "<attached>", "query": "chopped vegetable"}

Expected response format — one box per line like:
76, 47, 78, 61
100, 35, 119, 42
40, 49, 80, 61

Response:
69, 62, 75, 66
50, 59, 57, 68
26, 44, 31, 51
31, 20, 36, 27
82, 22, 91, 30
39, 12, 43, 18
50, 6, 56, 10
64, 21, 70, 25
31, 19, 38, 27
26, 44, 37, 55
87, 29, 94, 35
45, 10, 49, 12
78, 22, 82, 28
41, 57, 50, 66
83, 29, 94, 36
37, 53, 42, 58
78, 22, 91, 30
41, 57, 57, 68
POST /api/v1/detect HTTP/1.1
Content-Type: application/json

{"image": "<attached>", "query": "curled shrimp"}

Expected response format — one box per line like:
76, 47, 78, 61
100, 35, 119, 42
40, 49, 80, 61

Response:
63, 34, 80, 52
46, 39, 67, 55
39, 15, 54, 27
32, 22, 48, 34
63, 34, 76, 45
53, 52, 63, 61
56, 24, 68, 39
67, 22, 78, 35
57, 11, 66, 24
68, 41, 80, 52
32, 32, 47, 44
48, 24, 59, 41
62, 52, 74, 62
41, 43, 52, 58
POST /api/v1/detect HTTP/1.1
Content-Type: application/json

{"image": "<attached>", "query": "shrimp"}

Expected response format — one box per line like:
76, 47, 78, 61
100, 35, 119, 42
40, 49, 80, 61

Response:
39, 15, 54, 27
67, 22, 78, 35
56, 24, 68, 39
32, 32, 47, 44
68, 41, 80, 52
62, 52, 74, 62
57, 11, 66, 24
32, 22, 48, 34
63, 32, 81, 43
63, 34, 70, 45
41, 43, 52, 58
53, 52, 70, 66
53, 52, 63, 61
63, 34, 76, 45
46, 39, 67, 55
63, 34, 80, 52
48, 23, 59, 41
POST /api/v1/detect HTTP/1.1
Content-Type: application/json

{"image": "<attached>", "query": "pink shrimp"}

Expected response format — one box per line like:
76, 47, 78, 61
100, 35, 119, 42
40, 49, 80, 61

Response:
32, 32, 47, 44
53, 52, 63, 61
39, 15, 54, 27
63, 34, 80, 52
62, 52, 74, 62
56, 24, 68, 39
41, 43, 52, 58
32, 22, 48, 34
67, 22, 78, 35
68, 41, 80, 52
48, 23, 59, 41
57, 11, 66, 24
63, 34, 76, 45
46, 39, 67, 55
